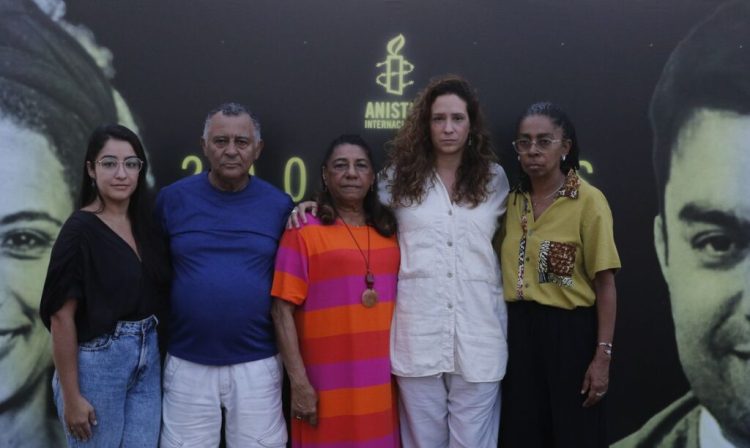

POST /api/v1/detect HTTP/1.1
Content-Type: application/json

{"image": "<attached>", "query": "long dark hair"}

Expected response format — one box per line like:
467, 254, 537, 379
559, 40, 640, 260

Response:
81, 124, 169, 286
80, 124, 149, 212
316, 134, 397, 237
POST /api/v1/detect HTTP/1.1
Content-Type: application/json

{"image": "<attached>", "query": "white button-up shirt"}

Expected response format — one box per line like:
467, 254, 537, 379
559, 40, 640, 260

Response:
700, 407, 736, 448
380, 163, 509, 382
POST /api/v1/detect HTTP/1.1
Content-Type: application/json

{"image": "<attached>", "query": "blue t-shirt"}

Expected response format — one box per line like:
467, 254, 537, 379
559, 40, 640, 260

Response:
156, 173, 293, 365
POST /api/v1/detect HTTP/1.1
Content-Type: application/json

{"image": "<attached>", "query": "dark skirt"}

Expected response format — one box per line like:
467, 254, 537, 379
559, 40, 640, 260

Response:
500, 300, 606, 448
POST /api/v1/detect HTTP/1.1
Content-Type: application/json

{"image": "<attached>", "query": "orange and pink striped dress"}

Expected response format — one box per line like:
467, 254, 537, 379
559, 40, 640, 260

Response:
271, 216, 400, 448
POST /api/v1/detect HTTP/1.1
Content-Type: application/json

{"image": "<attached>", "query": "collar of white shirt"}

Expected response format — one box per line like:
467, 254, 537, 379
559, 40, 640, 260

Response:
699, 406, 738, 448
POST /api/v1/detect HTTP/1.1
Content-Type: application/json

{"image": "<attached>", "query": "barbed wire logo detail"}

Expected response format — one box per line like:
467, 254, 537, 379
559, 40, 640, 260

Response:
376, 34, 414, 95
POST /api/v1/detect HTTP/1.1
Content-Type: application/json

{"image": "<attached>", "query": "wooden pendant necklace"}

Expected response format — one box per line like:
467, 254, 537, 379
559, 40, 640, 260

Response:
339, 217, 377, 308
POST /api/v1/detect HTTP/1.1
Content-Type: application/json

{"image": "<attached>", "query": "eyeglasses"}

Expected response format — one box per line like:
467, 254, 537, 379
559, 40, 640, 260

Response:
96, 156, 144, 173
512, 138, 563, 153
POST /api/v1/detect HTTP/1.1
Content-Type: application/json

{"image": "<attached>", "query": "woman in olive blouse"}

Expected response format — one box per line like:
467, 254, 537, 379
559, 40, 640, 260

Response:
498, 103, 620, 448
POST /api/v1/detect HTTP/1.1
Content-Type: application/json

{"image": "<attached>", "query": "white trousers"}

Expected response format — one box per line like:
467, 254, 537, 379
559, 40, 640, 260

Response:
160, 354, 287, 448
397, 373, 500, 448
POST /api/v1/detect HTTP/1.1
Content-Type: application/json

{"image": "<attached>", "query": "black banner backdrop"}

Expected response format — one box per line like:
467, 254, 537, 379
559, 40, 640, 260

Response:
1, 0, 743, 446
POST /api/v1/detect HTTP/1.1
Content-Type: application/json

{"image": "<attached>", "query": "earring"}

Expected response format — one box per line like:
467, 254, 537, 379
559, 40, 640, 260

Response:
467, 135, 473, 147
562, 155, 567, 162
517, 155, 521, 161
91, 178, 96, 188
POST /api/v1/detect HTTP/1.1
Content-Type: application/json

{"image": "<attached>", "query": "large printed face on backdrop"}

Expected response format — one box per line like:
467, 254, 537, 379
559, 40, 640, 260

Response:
654, 107, 750, 440
0, 116, 73, 406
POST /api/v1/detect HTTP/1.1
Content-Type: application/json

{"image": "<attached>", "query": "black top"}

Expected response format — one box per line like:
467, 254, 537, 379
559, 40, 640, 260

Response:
40, 210, 163, 342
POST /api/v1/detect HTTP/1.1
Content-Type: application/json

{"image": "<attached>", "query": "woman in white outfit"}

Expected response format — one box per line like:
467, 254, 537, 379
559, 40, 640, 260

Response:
381, 75, 509, 448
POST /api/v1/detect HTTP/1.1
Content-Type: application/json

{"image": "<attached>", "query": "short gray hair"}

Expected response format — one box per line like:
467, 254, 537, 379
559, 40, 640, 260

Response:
202, 102, 261, 141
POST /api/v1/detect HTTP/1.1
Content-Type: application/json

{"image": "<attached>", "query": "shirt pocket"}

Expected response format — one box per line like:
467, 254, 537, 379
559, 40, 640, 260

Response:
538, 240, 577, 287
397, 208, 447, 279
398, 226, 443, 279
456, 214, 500, 283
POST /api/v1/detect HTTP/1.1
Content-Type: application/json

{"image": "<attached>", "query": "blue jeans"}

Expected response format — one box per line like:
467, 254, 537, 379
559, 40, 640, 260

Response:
53, 315, 161, 447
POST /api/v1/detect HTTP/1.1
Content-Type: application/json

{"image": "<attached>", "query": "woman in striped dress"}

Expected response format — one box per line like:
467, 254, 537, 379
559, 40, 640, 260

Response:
271, 134, 400, 447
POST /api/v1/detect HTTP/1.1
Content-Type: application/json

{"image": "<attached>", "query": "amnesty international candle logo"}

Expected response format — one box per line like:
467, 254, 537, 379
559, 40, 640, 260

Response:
376, 34, 414, 95
364, 34, 415, 130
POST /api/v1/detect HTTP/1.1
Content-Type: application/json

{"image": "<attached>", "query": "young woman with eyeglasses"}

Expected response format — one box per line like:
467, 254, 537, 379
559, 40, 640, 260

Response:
497, 102, 620, 447
39, 124, 169, 446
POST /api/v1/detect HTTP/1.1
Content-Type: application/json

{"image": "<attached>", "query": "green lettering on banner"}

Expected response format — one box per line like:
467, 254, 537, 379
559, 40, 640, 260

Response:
181, 155, 202, 174
580, 160, 593, 174
284, 156, 307, 201
578, 160, 594, 182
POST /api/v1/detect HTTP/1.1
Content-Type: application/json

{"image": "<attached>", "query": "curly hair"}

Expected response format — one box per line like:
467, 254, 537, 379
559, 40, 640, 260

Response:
385, 74, 497, 207
316, 134, 398, 237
